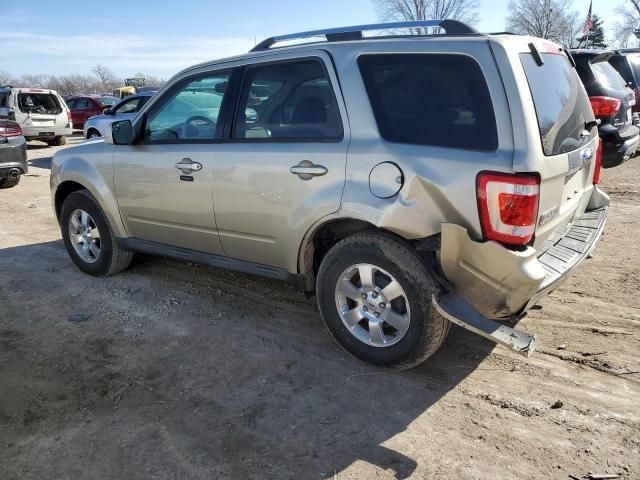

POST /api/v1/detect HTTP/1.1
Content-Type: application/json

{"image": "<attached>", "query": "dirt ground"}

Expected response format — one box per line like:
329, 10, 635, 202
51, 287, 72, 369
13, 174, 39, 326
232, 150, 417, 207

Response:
0, 135, 639, 480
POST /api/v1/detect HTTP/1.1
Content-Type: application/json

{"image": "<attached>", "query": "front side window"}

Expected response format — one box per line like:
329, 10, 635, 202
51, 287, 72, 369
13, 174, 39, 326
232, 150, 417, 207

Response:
233, 59, 343, 141
146, 72, 229, 142
358, 54, 498, 151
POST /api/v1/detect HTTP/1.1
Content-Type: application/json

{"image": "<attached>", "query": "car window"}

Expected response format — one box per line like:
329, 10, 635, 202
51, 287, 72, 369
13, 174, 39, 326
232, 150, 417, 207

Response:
66, 99, 77, 109
71, 98, 91, 109
17, 93, 63, 114
146, 72, 229, 142
521, 53, 596, 156
591, 61, 627, 89
625, 54, 640, 85
358, 54, 498, 151
0, 93, 8, 107
99, 97, 118, 107
233, 59, 343, 141
114, 98, 141, 115
609, 55, 634, 84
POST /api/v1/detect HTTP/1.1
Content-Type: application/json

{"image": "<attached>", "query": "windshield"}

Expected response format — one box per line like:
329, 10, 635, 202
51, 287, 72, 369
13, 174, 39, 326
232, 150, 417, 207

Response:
520, 53, 596, 156
99, 97, 118, 107
591, 61, 627, 89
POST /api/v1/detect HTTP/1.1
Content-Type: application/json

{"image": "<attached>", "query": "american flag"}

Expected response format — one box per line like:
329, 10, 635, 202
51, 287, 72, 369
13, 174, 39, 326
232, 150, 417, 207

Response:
582, 0, 593, 34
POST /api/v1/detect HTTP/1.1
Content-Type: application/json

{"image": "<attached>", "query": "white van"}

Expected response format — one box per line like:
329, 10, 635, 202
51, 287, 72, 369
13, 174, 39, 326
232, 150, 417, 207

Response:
0, 87, 73, 145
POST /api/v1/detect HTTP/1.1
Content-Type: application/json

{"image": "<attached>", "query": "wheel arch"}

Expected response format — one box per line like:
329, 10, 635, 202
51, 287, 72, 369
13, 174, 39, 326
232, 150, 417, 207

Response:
298, 217, 413, 292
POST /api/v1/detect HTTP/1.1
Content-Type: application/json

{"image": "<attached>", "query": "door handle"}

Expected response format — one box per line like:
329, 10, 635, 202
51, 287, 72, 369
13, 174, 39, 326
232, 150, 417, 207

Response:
175, 158, 203, 174
289, 160, 328, 180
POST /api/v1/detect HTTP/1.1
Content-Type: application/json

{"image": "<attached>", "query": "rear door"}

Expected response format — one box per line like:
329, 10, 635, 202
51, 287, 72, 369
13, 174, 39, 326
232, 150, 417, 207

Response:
516, 42, 599, 246
212, 51, 349, 270
16, 89, 63, 133
113, 69, 234, 254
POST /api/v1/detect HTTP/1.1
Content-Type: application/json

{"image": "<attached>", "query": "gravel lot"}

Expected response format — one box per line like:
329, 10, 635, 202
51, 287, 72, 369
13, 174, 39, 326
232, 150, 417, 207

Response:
1, 136, 639, 479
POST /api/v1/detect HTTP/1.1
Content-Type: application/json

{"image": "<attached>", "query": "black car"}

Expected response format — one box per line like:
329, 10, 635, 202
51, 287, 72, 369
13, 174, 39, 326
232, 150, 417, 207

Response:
571, 49, 640, 168
608, 49, 640, 111
0, 107, 28, 189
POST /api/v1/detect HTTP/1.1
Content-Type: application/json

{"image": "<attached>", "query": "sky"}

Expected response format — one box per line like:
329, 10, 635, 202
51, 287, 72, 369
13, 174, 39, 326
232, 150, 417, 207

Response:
0, 0, 627, 80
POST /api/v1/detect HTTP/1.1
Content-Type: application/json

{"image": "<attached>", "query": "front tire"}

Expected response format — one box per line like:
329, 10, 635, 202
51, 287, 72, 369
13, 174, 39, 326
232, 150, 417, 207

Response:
87, 129, 101, 139
316, 232, 449, 370
60, 190, 132, 276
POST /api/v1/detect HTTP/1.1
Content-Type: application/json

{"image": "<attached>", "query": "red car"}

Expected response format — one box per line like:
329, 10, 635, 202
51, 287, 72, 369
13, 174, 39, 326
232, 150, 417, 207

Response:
65, 95, 119, 130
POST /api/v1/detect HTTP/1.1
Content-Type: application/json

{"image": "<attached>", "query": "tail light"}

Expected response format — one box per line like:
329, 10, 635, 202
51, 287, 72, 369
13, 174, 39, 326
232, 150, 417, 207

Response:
593, 137, 603, 185
633, 88, 639, 113
0, 122, 22, 137
589, 96, 621, 118
67, 110, 73, 123
477, 172, 540, 246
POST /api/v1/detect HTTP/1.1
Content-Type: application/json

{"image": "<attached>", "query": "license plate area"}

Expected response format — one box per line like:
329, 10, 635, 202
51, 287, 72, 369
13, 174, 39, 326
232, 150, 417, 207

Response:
38, 131, 55, 137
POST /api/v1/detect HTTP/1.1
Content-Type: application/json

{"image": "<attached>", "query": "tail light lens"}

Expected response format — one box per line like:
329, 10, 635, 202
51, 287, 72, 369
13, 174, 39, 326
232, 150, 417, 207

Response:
589, 96, 622, 118
593, 137, 603, 185
67, 110, 73, 123
477, 172, 540, 246
0, 122, 22, 137
633, 88, 639, 113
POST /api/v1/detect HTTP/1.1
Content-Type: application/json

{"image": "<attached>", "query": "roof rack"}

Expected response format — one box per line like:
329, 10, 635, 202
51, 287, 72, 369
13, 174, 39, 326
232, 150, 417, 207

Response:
251, 19, 478, 52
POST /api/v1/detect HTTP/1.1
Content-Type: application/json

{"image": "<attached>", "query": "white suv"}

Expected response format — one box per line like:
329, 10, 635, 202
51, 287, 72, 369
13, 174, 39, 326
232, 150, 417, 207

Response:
0, 86, 72, 145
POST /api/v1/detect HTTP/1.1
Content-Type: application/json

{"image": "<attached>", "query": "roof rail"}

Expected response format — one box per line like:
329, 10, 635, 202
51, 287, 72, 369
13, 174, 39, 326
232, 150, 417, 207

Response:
251, 19, 478, 52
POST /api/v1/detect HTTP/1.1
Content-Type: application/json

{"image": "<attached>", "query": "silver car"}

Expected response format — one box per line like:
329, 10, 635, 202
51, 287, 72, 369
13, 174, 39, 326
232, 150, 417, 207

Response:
83, 92, 155, 139
51, 20, 609, 369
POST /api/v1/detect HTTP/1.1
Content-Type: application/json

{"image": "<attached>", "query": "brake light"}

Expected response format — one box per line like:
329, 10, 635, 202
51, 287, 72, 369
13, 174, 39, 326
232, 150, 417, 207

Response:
633, 88, 639, 113
477, 172, 540, 246
590, 96, 621, 118
0, 122, 22, 137
67, 109, 72, 123
593, 137, 603, 185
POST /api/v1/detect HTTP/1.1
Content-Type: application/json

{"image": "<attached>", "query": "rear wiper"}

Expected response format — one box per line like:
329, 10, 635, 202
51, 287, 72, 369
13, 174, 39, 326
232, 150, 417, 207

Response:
584, 120, 599, 131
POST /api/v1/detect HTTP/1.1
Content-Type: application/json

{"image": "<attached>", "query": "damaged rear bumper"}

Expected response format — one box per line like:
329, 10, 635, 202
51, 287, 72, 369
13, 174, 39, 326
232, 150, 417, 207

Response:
435, 187, 609, 355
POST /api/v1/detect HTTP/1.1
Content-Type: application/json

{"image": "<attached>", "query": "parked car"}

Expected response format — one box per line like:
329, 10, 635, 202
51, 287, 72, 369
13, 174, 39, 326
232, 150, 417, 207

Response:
0, 86, 72, 145
66, 95, 119, 130
0, 110, 27, 189
607, 49, 640, 112
51, 21, 609, 369
83, 92, 155, 139
571, 50, 640, 168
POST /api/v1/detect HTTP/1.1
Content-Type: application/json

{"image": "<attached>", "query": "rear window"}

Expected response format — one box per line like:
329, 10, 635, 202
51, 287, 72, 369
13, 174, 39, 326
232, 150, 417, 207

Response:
99, 97, 118, 107
591, 61, 627, 89
521, 53, 595, 156
358, 54, 498, 151
17, 93, 62, 115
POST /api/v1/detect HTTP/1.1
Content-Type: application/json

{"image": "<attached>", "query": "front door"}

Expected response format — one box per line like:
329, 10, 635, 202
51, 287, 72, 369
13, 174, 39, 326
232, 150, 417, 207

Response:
213, 53, 349, 269
113, 70, 233, 254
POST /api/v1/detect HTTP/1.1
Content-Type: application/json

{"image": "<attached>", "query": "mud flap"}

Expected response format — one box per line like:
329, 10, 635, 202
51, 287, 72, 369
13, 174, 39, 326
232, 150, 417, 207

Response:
432, 293, 538, 357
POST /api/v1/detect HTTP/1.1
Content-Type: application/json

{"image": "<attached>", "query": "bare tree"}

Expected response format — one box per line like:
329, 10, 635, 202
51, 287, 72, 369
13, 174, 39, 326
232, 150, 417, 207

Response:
373, 0, 480, 32
506, 0, 579, 45
19, 73, 50, 88
0, 71, 16, 86
611, 1, 640, 48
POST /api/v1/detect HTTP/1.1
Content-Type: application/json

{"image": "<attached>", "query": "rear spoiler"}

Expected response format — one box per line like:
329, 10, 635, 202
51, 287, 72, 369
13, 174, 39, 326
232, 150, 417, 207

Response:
588, 51, 614, 64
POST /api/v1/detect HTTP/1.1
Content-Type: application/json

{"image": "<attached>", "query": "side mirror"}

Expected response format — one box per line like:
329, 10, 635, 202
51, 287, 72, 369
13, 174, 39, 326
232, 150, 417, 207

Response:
103, 107, 113, 115
105, 120, 135, 145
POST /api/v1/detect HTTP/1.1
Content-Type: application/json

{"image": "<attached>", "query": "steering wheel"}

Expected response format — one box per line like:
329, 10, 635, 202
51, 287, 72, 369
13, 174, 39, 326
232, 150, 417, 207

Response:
181, 115, 215, 139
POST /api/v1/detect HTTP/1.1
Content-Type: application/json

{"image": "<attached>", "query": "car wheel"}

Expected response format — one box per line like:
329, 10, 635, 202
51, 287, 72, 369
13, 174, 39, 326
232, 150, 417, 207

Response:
60, 190, 132, 276
0, 174, 20, 189
47, 136, 67, 147
87, 130, 101, 139
316, 231, 449, 369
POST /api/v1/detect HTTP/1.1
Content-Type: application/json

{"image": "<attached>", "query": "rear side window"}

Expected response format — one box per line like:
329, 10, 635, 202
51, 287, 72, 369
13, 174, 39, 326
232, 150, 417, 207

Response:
17, 93, 62, 114
521, 53, 595, 156
233, 59, 343, 141
591, 61, 626, 89
0, 92, 7, 107
358, 54, 498, 151
625, 54, 640, 84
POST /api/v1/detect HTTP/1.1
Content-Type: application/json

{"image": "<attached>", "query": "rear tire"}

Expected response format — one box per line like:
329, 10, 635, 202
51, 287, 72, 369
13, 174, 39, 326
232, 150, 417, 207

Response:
0, 174, 20, 189
316, 231, 449, 370
60, 190, 132, 276
48, 136, 67, 146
